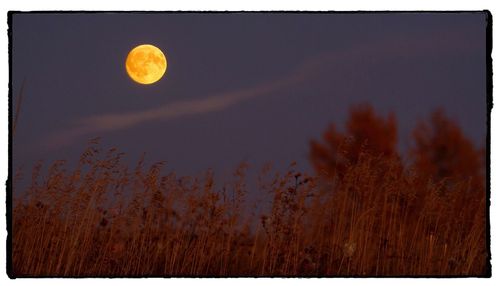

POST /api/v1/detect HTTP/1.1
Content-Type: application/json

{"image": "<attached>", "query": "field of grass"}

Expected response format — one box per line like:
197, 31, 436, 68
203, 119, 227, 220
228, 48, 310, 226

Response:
11, 137, 488, 277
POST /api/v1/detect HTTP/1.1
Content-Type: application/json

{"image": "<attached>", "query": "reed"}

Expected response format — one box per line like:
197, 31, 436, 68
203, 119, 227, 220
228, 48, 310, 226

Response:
12, 140, 488, 276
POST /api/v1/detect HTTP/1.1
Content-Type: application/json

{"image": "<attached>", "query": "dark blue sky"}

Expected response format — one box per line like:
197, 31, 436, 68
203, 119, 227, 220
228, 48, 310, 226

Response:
12, 12, 488, 181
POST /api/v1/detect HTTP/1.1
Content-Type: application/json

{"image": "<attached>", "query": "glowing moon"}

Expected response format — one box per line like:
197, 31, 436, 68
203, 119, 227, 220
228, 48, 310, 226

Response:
125, 44, 167, 84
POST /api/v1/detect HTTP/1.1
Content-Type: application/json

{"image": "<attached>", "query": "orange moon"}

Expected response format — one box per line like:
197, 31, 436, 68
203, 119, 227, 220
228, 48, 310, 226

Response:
125, 44, 167, 84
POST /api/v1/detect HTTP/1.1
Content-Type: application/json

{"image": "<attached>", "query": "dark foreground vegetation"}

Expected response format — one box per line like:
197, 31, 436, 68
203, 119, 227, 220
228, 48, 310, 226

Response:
11, 105, 489, 276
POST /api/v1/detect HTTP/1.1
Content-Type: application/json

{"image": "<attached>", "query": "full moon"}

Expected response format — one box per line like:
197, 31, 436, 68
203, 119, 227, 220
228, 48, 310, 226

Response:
125, 44, 167, 85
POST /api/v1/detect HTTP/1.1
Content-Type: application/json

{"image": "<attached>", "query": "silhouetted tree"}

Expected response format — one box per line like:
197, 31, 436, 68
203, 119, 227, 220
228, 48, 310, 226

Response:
309, 104, 398, 179
411, 109, 484, 191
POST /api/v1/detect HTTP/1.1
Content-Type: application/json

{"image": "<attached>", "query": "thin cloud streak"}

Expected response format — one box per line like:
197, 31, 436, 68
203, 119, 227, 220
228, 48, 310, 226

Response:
84, 76, 296, 132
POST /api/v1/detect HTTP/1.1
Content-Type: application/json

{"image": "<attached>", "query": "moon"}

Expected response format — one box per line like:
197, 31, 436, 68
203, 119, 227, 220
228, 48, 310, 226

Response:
125, 44, 167, 85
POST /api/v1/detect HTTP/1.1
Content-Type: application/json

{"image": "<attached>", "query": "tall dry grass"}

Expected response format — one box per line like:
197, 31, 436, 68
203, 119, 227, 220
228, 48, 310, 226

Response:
11, 139, 488, 277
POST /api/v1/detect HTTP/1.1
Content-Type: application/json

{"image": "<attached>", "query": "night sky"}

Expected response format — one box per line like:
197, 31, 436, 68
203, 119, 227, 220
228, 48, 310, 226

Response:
11, 12, 487, 183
